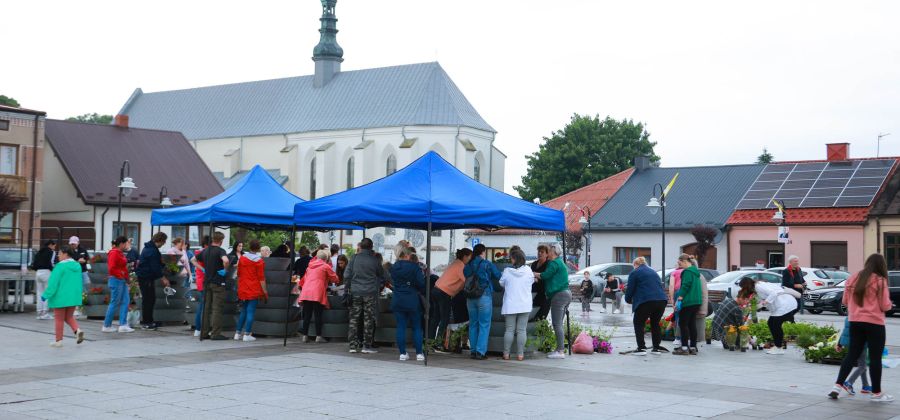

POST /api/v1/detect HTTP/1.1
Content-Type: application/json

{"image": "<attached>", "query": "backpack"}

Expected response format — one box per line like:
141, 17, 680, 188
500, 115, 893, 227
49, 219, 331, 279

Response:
463, 260, 487, 299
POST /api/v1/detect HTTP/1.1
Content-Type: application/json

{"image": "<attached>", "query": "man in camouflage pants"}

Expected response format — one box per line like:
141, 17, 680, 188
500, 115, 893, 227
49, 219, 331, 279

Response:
345, 238, 385, 353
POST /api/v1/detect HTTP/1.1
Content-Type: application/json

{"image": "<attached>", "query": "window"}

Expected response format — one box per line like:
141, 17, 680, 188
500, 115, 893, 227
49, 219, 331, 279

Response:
113, 222, 140, 249
310, 158, 317, 200
473, 157, 481, 182
386, 154, 397, 175
344, 229, 354, 236
172, 226, 188, 245
758, 272, 782, 283
384, 227, 396, 236
0, 212, 13, 242
614, 247, 651, 266
0, 145, 17, 175
430, 230, 442, 237
0, 120, 9, 131
886, 233, 900, 270
346, 157, 354, 190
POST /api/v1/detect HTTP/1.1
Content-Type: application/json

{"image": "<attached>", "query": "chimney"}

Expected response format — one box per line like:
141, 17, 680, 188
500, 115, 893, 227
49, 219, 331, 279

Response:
826, 143, 849, 161
114, 114, 129, 128
634, 156, 651, 172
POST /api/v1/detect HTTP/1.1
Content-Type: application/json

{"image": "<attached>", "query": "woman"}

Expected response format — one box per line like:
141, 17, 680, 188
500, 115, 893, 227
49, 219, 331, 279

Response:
390, 247, 426, 361
624, 257, 669, 355
166, 237, 192, 287
464, 244, 502, 360
260, 246, 272, 258
530, 245, 551, 320
829, 254, 894, 402
500, 249, 534, 361
674, 254, 702, 355
334, 254, 349, 295
298, 249, 339, 343
235, 240, 267, 342
31, 239, 56, 320
42, 246, 84, 347
601, 273, 623, 314
534, 243, 572, 359
191, 236, 209, 337
737, 276, 799, 355
102, 236, 134, 333
430, 248, 472, 351
229, 242, 244, 271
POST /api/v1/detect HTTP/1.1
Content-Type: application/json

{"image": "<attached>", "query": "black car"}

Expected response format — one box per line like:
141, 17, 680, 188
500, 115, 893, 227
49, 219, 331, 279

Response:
804, 271, 900, 316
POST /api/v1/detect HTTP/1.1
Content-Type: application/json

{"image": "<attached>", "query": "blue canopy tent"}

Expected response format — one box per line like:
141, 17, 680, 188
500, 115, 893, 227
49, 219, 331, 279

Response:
293, 151, 566, 362
151, 165, 358, 344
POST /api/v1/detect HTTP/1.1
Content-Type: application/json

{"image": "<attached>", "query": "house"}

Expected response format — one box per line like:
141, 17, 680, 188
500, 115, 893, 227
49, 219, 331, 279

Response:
587, 158, 765, 272
42, 118, 223, 251
0, 104, 45, 248
114, 1, 501, 262
866, 160, 900, 270
726, 143, 898, 273
466, 167, 634, 266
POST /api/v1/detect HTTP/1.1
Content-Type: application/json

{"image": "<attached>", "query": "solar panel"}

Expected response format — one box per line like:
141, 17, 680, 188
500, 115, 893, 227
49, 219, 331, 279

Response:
735, 159, 895, 210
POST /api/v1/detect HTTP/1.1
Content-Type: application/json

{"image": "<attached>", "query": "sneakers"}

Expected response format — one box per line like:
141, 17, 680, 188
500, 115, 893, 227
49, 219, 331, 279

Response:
37, 313, 54, 320
843, 382, 856, 396
101, 326, 118, 333
315, 336, 328, 343
673, 348, 690, 356
632, 349, 648, 356
399, 353, 410, 361
233, 333, 242, 341
349, 347, 358, 353
765, 348, 785, 355
141, 324, 157, 330
242, 334, 256, 342
416, 354, 425, 362
432, 346, 450, 354
118, 325, 134, 333
673, 339, 682, 347
73, 310, 83, 319
599, 308, 606, 313
193, 330, 201, 337
650, 348, 663, 356
50, 341, 63, 348
870, 393, 894, 403
76, 329, 84, 344
301, 335, 309, 343
361, 347, 378, 354
689, 348, 698, 355
861, 386, 873, 394
546, 351, 566, 359
829, 384, 851, 399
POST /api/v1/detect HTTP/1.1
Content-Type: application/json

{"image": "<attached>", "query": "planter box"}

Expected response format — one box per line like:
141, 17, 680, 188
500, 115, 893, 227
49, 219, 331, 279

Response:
83, 304, 108, 318
252, 320, 299, 337
91, 263, 109, 275
305, 323, 349, 338
86, 295, 107, 306
263, 257, 291, 272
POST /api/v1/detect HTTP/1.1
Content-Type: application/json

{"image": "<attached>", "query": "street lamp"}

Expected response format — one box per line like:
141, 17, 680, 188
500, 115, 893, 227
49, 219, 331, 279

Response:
117, 160, 137, 239
647, 184, 666, 271
158, 186, 172, 232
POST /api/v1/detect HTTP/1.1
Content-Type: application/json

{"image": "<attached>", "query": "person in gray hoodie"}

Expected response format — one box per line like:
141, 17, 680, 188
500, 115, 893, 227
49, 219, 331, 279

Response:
345, 238, 386, 354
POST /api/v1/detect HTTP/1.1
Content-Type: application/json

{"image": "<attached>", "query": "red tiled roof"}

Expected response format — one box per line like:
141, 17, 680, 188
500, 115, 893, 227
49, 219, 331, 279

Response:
727, 207, 870, 226
472, 168, 634, 235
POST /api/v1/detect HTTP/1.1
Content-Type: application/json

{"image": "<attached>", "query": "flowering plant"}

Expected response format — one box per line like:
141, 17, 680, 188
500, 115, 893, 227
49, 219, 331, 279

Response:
88, 287, 105, 295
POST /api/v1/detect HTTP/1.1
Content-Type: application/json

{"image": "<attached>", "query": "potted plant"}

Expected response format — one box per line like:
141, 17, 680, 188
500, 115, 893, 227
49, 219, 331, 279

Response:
738, 325, 750, 352
725, 325, 737, 351
86, 287, 106, 305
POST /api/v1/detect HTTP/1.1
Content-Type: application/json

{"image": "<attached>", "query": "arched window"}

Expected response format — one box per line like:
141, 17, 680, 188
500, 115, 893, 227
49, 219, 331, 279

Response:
310, 158, 317, 200
474, 157, 481, 182
386, 154, 397, 175
346, 157, 355, 190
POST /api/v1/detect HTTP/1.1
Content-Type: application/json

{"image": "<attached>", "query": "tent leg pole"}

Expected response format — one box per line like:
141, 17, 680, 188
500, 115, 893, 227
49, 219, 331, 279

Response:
561, 230, 570, 355
284, 226, 296, 347
200, 222, 214, 342
425, 222, 432, 367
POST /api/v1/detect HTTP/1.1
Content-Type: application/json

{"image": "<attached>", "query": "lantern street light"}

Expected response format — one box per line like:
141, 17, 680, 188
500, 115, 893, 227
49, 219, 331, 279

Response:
158, 186, 172, 232
647, 184, 666, 270
117, 160, 137, 238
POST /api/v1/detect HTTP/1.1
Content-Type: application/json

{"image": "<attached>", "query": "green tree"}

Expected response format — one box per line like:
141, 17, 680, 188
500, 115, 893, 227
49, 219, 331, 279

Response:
297, 231, 320, 250
66, 113, 113, 125
756, 148, 774, 164
0, 95, 20, 107
515, 114, 659, 202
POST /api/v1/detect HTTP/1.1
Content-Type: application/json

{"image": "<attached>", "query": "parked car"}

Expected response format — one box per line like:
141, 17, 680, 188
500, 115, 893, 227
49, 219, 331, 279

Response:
803, 272, 900, 316
706, 270, 782, 300
567, 262, 633, 297
766, 266, 835, 290
657, 268, 721, 287
824, 270, 850, 281
891, 272, 900, 316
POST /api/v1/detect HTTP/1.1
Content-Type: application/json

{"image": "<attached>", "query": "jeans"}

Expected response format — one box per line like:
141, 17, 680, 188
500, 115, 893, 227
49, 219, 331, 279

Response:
549, 290, 572, 352
53, 307, 79, 341
103, 277, 130, 328
836, 322, 885, 394
193, 291, 205, 331
395, 309, 423, 355
428, 288, 452, 342
633, 300, 666, 351
504, 312, 529, 356
237, 299, 258, 334
847, 351, 870, 388
300, 300, 324, 337
138, 278, 157, 325
466, 294, 493, 356
678, 304, 700, 349
35, 270, 51, 314
201, 284, 226, 338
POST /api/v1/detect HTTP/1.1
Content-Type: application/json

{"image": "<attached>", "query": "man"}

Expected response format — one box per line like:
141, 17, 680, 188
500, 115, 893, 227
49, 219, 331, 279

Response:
345, 238, 386, 353
67, 236, 91, 319
135, 232, 169, 329
530, 245, 551, 320
330, 243, 341, 270
193, 232, 230, 340
31, 240, 56, 320
624, 257, 669, 356
781, 255, 805, 319
711, 293, 750, 346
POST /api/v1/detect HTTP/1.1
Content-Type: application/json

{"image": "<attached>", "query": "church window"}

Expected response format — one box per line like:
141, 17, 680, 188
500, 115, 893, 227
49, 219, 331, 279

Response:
474, 157, 481, 182
386, 154, 397, 175
310, 158, 317, 199
346, 157, 355, 190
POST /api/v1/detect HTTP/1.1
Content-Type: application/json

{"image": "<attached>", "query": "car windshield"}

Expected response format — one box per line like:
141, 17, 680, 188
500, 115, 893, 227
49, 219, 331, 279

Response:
710, 271, 746, 283
575, 264, 612, 275
813, 270, 829, 279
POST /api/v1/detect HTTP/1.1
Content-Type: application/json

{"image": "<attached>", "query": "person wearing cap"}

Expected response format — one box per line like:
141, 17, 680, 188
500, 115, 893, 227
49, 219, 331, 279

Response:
67, 236, 91, 318
31, 240, 57, 320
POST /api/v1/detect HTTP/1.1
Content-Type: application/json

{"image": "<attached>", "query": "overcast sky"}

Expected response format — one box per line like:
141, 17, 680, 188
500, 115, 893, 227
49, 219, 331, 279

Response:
3, 1, 899, 195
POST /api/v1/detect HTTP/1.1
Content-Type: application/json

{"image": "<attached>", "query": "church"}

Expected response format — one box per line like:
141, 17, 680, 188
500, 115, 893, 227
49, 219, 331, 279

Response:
116, 0, 505, 261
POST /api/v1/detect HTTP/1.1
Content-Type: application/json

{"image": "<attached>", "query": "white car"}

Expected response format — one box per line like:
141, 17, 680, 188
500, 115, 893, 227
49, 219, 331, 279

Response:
706, 270, 783, 300
567, 262, 634, 293
766, 267, 836, 290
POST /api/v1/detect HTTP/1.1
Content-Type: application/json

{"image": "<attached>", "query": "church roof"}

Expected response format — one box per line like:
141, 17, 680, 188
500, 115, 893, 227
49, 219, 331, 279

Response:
118, 62, 495, 140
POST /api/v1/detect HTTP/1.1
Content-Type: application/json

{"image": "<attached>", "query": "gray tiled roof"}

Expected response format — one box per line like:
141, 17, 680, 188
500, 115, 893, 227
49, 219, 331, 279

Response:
213, 169, 288, 190
589, 164, 765, 230
118, 62, 495, 140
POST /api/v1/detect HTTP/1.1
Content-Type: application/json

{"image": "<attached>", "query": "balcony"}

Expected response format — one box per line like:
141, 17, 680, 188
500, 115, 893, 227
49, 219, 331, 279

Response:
0, 175, 27, 200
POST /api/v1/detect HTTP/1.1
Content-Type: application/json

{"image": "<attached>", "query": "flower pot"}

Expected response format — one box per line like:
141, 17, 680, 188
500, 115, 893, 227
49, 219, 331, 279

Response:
86, 295, 106, 306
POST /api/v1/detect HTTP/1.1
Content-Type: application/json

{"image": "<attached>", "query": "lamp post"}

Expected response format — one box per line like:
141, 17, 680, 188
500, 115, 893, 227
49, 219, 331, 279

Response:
158, 186, 172, 233
578, 205, 593, 267
647, 184, 666, 272
771, 199, 800, 313
117, 160, 137, 239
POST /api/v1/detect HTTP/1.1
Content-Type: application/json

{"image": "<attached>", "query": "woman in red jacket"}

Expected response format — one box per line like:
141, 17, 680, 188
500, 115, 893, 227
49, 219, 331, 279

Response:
102, 236, 134, 333
235, 240, 267, 341
299, 249, 339, 343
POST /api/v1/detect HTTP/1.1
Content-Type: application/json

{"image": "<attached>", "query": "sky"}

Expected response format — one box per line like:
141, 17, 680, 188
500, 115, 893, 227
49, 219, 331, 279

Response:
3, 0, 899, 196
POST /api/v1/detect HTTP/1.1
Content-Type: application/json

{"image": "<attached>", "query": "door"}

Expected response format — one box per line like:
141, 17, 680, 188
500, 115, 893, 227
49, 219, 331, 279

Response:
811, 242, 848, 270
768, 252, 784, 268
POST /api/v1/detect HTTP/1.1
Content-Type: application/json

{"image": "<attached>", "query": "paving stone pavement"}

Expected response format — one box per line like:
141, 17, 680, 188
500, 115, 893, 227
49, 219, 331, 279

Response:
2, 308, 899, 419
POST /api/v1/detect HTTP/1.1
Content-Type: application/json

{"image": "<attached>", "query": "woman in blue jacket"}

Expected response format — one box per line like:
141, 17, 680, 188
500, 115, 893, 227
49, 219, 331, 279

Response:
391, 247, 426, 361
624, 257, 669, 356
464, 244, 502, 360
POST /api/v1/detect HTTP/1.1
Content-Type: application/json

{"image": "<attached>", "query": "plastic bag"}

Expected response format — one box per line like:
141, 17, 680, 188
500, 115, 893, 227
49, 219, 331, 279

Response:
127, 309, 141, 327
572, 331, 594, 354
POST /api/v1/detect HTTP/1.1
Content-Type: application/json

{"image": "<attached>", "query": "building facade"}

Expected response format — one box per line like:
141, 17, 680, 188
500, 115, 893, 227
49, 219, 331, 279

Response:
0, 105, 45, 249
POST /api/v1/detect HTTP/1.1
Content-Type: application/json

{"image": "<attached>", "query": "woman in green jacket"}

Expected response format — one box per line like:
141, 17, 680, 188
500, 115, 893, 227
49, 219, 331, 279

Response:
42, 246, 85, 347
534, 243, 572, 359
674, 254, 702, 355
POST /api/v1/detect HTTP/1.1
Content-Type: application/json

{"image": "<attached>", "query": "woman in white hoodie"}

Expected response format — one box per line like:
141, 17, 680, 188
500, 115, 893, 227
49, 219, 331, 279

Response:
737, 277, 799, 355
500, 249, 535, 361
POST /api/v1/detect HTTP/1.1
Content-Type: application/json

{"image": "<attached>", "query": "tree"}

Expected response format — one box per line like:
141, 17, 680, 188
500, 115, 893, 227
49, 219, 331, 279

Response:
690, 225, 719, 268
515, 114, 659, 202
0, 95, 20, 107
297, 231, 320, 251
66, 113, 113, 125
756, 148, 774, 164
562, 230, 583, 264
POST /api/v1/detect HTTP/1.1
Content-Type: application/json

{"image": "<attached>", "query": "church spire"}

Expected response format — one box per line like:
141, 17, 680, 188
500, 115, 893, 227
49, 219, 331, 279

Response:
313, 0, 343, 87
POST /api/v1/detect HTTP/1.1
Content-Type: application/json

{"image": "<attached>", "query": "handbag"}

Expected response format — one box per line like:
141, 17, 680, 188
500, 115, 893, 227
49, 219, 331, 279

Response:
463, 260, 487, 299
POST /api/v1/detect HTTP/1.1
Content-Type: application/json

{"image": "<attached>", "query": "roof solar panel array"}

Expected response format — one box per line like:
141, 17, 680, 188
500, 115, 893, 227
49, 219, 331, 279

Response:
736, 159, 894, 209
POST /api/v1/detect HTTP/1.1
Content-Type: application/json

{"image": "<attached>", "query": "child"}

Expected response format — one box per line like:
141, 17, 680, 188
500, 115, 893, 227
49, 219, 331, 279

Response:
580, 272, 594, 312
836, 317, 871, 395
42, 246, 85, 347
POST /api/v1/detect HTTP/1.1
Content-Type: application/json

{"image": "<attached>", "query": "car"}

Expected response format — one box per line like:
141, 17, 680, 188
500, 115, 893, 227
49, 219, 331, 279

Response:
766, 266, 836, 290
567, 262, 633, 297
706, 270, 783, 301
824, 270, 851, 281
656, 268, 721, 287
803, 271, 900, 316
890, 272, 900, 316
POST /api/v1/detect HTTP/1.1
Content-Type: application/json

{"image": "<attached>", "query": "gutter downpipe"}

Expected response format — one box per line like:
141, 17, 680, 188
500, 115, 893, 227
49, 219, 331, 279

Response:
877, 216, 882, 254
100, 207, 110, 249
27, 115, 39, 250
